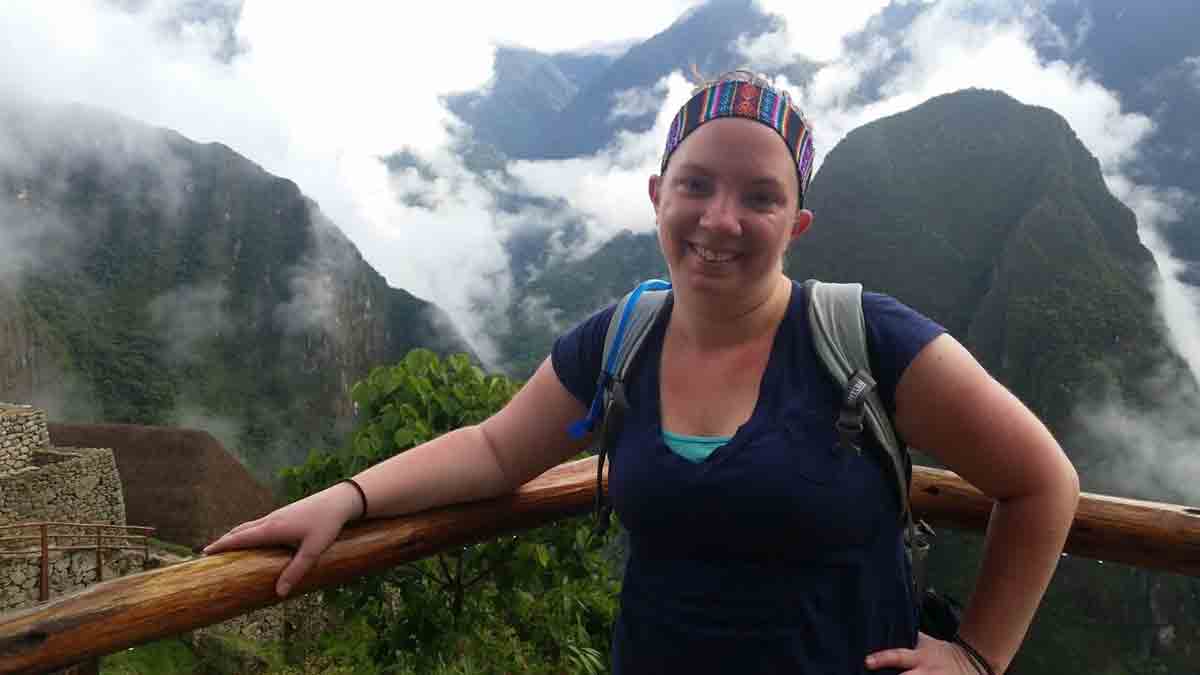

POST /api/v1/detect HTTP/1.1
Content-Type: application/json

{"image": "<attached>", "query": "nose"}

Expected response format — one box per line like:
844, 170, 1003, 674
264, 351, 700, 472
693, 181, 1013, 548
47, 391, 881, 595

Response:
698, 191, 741, 235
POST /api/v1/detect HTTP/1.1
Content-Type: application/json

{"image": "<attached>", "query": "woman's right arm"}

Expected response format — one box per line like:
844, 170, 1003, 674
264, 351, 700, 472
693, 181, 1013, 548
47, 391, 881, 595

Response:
203, 357, 593, 596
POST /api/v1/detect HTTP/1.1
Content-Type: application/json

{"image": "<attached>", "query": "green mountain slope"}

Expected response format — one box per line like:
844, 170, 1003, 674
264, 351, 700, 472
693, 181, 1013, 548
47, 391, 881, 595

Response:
788, 89, 1178, 441
0, 99, 470, 485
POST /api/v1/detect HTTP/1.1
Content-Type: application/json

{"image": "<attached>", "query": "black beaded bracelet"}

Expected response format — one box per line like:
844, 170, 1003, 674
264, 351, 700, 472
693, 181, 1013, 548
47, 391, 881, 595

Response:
338, 478, 369, 521
952, 634, 997, 675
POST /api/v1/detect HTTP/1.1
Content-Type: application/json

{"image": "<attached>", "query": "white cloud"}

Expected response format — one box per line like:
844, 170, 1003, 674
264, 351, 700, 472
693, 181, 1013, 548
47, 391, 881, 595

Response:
149, 282, 233, 365
1071, 364, 1200, 503
480, 1, 704, 53
508, 73, 693, 255
610, 85, 666, 121
735, 29, 798, 71
1106, 177, 1200, 386
0, 199, 56, 290
1186, 56, 1200, 89
772, 2, 1151, 187
748, 0, 915, 63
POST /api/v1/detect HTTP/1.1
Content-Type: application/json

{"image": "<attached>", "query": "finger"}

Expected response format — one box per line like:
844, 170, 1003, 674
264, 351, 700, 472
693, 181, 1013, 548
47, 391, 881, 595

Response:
203, 520, 274, 554
226, 518, 266, 536
203, 518, 266, 552
275, 532, 335, 597
865, 648, 920, 671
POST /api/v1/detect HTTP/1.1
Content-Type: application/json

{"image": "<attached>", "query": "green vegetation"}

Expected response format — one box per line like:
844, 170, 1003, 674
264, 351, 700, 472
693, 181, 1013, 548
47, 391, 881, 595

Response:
101, 638, 199, 675
101, 634, 291, 675
278, 350, 619, 673
148, 537, 198, 559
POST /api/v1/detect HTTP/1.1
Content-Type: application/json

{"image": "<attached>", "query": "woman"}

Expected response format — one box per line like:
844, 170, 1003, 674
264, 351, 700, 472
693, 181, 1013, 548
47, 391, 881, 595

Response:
205, 71, 1079, 674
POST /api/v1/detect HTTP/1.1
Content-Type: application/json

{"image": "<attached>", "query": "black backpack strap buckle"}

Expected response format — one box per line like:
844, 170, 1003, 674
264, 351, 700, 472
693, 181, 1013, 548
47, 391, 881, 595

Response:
594, 380, 629, 535
835, 369, 876, 454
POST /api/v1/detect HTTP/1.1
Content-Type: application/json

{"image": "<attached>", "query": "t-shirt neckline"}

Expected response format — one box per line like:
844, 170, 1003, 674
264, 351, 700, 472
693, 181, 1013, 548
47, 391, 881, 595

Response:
648, 281, 800, 462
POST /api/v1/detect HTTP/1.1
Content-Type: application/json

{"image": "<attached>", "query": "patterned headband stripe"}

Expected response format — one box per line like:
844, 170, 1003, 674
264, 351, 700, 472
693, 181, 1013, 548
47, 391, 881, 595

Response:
799, 139, 816, 187
660, 80, 815, 196
793, 125, 807, 164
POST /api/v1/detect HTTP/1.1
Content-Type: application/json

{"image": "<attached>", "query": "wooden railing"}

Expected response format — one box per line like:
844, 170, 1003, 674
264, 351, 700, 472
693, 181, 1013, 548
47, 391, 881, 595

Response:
0, 457, 1198, 674
0, 523, 156, 603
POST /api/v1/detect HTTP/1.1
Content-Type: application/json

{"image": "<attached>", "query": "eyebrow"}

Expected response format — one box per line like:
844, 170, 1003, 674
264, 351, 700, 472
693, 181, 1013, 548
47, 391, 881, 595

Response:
674, 163, 785, 188
747, 177, 786, 191
673, 162, 714, 176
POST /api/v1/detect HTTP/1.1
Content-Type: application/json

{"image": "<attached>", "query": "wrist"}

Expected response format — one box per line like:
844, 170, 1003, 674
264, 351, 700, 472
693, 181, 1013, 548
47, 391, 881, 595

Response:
952, 634, 998, 675
330, 479, 368, 522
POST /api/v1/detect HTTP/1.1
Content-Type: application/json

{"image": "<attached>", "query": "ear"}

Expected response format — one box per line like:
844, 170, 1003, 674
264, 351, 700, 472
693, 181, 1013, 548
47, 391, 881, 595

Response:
648, 175, 661, 212
790, 208, 813, 240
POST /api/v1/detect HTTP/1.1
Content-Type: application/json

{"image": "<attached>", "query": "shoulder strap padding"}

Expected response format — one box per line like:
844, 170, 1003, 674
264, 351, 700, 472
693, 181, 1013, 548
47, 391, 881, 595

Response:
804, 280, 911, 516
602, 286, 670, 384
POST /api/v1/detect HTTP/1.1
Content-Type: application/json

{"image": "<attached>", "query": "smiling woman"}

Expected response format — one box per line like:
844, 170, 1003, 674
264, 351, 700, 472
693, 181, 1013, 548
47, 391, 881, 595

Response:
650, 118, 809, 308
204, 69, 1080, 675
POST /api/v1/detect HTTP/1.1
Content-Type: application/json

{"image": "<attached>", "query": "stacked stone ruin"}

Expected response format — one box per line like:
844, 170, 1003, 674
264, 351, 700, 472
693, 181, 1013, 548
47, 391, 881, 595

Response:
0, 404, 326, 647
0, 402, 136, 611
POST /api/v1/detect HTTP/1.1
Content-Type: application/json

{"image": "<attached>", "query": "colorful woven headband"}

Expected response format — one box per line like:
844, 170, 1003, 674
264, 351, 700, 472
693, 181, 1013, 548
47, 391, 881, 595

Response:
660, 76, 815, 206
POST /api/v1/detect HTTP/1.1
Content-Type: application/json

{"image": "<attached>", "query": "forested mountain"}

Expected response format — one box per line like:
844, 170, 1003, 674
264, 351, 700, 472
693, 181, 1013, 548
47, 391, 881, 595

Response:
444, 47, 615, 160
453, 0, 816, 160
805, 0, 1200, 291
791, 88, 1177, 440
0, 98, 470, 484
1041, 0, 1200, 285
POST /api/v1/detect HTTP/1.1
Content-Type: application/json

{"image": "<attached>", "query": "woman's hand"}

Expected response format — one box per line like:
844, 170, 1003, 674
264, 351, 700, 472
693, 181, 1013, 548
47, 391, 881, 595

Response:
865, 632, 987, 674
202, 481, 363, 597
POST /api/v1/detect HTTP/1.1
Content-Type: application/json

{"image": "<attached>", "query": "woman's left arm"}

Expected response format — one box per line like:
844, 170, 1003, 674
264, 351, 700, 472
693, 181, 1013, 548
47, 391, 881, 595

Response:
887, 333, 1080, 673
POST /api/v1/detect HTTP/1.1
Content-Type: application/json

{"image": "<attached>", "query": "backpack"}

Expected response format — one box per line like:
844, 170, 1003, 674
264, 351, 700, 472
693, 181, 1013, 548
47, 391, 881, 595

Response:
567, 278, 934, 612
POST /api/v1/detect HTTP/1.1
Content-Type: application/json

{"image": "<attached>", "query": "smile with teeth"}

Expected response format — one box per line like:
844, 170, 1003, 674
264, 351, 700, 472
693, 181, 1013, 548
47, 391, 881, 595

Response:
689, 243, 739, 263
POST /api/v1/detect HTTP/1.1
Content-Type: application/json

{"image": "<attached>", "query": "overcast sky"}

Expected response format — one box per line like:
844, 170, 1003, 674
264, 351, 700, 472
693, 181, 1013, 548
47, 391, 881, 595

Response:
3, 0, 1199, 498
0, 0, 1196, 378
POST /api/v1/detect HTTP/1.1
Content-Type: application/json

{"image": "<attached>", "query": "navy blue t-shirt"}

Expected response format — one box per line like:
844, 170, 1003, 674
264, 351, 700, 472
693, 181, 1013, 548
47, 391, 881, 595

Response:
552, 280, 945, 674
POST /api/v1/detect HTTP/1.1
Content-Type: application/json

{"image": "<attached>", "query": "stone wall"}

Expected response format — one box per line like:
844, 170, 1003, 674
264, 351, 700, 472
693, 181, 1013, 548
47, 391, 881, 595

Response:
0, 441, 131, 611
0, 403, 46, 475
0, 447, 126, 528
0, 546, 145, 612
194, 593, 331, 646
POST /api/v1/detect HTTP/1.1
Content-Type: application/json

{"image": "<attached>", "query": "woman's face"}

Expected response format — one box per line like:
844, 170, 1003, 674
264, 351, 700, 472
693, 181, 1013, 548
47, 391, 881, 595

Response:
649, 117, 811, 302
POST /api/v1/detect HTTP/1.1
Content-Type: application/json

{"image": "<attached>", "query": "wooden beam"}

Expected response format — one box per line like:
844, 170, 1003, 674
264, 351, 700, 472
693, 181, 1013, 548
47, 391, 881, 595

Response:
912, 466, 1200, 576
2, 459, 1198, 673
0, 457, 598, 674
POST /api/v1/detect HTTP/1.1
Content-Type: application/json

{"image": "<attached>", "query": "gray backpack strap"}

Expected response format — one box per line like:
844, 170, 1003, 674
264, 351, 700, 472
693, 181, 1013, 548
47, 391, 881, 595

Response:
590, 280, 671, 532
804, 279, 933, 602
601, 287, 671, 386
803, 280, 910, 519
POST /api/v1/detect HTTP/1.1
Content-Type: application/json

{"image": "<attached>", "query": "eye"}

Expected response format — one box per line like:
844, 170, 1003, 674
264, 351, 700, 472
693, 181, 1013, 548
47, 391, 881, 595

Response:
744, 191, 779, 210
677, 176, 711, 194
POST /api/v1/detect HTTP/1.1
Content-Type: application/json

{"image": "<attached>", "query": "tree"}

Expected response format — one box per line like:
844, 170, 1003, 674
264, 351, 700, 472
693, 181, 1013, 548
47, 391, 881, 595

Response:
280, 349, 617, 674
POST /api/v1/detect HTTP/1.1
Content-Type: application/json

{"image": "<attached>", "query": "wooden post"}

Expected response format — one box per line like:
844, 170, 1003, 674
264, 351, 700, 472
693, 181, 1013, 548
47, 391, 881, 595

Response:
38, 525, 48, 604
94, 527, 102, 584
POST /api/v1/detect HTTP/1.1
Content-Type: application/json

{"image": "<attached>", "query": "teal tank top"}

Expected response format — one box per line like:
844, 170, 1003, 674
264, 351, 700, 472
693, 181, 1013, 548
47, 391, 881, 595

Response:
662, 430, 733, 463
